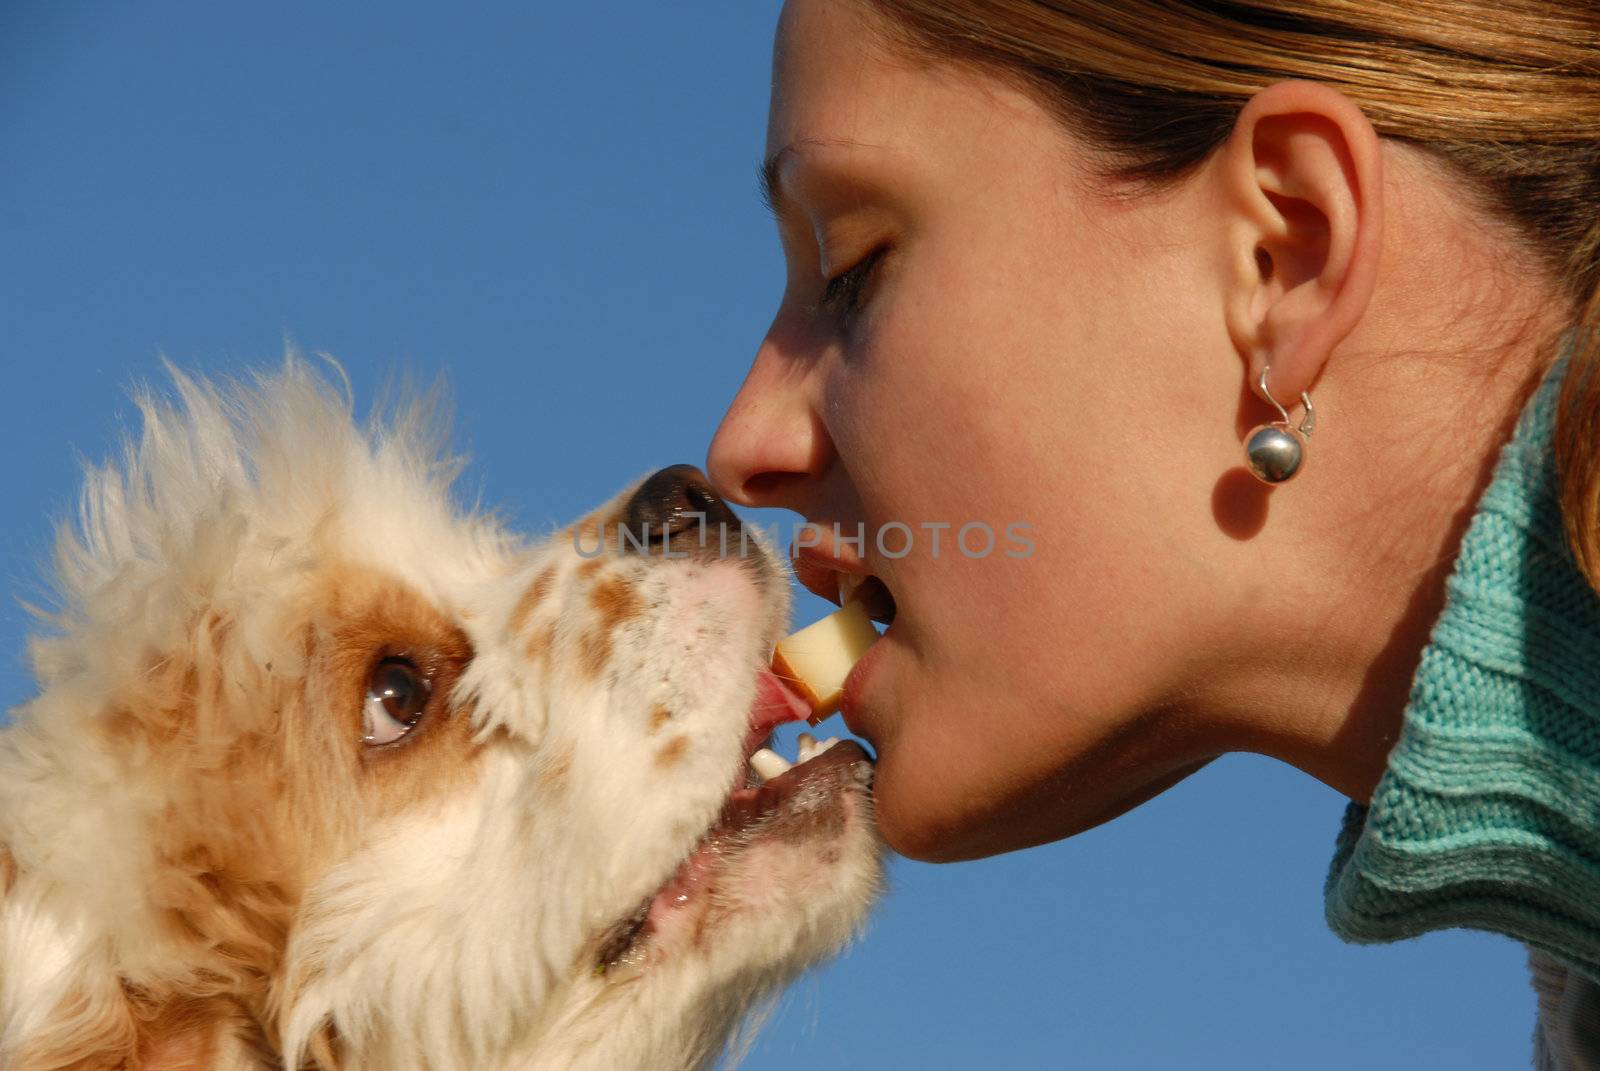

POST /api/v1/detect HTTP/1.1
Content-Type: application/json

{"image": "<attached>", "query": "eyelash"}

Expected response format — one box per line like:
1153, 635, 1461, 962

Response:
820, 246, 888, 323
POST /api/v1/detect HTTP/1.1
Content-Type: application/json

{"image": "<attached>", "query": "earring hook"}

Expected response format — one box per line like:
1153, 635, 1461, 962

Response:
1259, 366, 1315, 438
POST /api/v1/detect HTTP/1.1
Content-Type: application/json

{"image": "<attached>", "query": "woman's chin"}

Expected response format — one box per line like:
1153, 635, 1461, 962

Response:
877, 737, 1223, 862
873, 773, 1072, 862
869, 750, 1034, 863
872, 797, 983, 863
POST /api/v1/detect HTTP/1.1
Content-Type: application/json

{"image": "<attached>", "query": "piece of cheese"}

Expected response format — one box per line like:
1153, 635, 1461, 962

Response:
770, 598, 880, 725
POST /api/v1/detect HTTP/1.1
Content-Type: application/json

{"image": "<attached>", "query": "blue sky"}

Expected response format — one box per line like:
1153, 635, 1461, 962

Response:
0, 3, 1532, 1067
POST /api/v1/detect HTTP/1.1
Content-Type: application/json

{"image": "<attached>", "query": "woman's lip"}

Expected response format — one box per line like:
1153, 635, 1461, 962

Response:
792, 552, 848, 605
839, 620, 892, 740
790, 530, 872, 605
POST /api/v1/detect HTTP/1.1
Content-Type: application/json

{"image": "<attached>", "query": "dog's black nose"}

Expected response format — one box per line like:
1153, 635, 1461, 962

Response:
620, 464, 743, 555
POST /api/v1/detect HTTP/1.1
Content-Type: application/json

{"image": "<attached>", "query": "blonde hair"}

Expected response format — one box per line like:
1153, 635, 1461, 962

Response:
863, 0, 1600, 583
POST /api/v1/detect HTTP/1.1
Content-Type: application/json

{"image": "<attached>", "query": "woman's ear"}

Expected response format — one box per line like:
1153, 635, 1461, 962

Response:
1216, 78, 1385, 404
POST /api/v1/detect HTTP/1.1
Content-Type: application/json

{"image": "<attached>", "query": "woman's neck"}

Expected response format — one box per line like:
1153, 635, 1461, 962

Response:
1214, 289, 1571, 802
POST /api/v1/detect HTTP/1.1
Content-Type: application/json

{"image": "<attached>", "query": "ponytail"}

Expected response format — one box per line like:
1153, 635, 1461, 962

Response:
1557, 214, 1600, 590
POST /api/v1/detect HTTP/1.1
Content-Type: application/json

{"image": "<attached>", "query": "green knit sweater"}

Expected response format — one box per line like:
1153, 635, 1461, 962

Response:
1325, 337, 1600, 982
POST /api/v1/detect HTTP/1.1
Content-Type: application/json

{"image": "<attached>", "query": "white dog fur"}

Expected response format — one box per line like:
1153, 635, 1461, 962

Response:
0, 357, 882, 1070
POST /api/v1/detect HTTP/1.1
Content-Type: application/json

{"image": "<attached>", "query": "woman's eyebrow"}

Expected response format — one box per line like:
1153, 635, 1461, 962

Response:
758, 145, 797, 217
758, 138, 880, 217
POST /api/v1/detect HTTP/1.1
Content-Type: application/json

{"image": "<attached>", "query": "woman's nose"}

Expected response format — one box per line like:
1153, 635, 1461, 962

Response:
706, 345, 832, 510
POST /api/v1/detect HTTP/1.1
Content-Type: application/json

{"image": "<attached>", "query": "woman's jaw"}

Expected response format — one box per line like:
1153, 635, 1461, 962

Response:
712, 0, 1568, 863
834, 624, 1224, 860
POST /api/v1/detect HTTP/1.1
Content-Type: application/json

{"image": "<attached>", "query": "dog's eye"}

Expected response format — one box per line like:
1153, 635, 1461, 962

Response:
362, 658, 431, 746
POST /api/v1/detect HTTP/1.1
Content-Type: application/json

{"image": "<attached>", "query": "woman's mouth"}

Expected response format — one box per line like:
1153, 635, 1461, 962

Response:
789, 563, 898, 738
837, 573, 897, 625
790, 538, 899, 627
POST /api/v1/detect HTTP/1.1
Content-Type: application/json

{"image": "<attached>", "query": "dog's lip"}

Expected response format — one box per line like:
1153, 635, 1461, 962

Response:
717, 739, 871, 824
743, 668, 811, 755
590, 694, 873, 980
593, 741, 872, 973
589, 635, 859, 980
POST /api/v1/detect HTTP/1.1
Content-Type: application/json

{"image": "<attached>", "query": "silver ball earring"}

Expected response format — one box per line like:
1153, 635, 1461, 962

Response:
1243, 366, 1315, 484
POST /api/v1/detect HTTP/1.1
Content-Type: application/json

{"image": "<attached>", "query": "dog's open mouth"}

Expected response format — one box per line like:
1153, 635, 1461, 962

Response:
593, 669, 873, 977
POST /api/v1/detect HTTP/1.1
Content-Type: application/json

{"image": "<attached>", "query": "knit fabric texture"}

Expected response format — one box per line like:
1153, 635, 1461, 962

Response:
1325, 340, 1600, 981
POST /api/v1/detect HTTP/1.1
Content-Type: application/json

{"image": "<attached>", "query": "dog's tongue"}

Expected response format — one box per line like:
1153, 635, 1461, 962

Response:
746, 667, 810, 748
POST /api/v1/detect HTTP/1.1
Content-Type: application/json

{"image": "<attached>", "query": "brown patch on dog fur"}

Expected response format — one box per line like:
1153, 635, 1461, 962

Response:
2, 984, 237, 1071
654, 736, 689, 769
510, 565, 556, 637
648, 705, 674, 734
588, 574, 643, 632
130, 992, 226, 1071
300, 1018, 347, 1071
69, 604, 303, 1058
578, 629, 612, 681
576, 556, 605, 580
318, 564, 480, 817
524, 622, 554, 664
570, 515, 621, 569
8, 984, 136, 1071
538, 740, 575, 794
0, 844, 14, 895
37, 561, 482, 1067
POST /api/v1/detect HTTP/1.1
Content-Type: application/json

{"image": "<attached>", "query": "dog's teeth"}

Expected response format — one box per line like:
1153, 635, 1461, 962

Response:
837, 573, 867, 604
817, 736, 842, 755
796, 732, 818, 763
750, 748, 792, 780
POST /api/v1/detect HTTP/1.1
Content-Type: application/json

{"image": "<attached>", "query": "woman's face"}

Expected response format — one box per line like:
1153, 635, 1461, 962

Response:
709, 0, 1267, 861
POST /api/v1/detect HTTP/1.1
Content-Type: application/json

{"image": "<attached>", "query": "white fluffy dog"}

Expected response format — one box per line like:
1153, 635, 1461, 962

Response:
0, 360, 882, 1070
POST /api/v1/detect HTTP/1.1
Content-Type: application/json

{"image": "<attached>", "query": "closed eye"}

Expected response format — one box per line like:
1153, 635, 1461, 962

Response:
819, 246, 889, 324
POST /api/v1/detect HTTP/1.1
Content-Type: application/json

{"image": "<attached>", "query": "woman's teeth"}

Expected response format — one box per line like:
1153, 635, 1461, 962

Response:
748, 733, 844, 783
